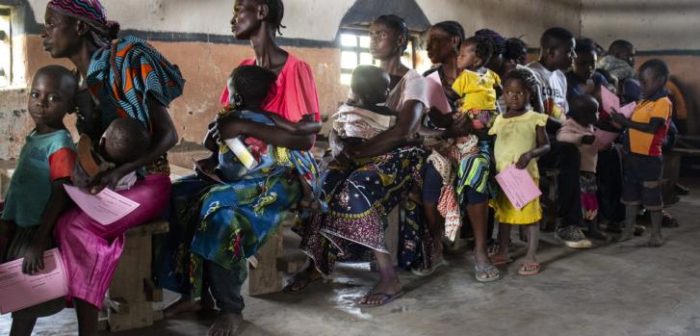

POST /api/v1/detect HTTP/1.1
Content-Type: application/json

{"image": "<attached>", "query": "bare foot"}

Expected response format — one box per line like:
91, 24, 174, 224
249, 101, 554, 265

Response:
163, 298, 203, 318
208, 313, 243, 336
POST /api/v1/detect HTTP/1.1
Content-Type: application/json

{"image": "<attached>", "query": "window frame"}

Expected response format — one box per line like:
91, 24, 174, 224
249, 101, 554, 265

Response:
338, 27, 420, 85
0, 6, 13, 88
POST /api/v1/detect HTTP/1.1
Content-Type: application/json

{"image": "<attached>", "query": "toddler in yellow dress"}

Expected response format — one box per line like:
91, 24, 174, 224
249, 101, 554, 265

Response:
488, 68, 551, 276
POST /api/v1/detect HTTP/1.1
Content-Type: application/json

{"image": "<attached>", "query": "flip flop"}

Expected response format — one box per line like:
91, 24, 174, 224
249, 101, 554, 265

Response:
518, 262, 541, 276
357, 290, 405, 307
474, 264, 501, 282
489, 254, 513, 266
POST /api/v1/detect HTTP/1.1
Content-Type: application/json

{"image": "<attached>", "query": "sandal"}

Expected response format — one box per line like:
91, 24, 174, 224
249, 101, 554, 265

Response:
357, 290, 405, 307
518, 262, 541, 276
474, 263, 501, 282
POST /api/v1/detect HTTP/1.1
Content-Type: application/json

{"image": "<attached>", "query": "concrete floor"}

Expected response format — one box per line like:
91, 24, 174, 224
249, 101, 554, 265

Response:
2, 180, 700, 336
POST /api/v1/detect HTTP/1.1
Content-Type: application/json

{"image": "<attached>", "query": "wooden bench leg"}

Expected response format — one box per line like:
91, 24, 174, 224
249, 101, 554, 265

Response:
107, 221, 168, 332
248, 230, 284, 296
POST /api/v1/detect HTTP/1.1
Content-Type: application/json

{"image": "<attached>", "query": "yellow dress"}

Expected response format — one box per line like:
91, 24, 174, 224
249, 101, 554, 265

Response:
488, 111, 548, 224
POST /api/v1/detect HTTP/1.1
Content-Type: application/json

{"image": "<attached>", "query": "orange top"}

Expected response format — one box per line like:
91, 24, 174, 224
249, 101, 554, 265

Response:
627, 96, 672, 157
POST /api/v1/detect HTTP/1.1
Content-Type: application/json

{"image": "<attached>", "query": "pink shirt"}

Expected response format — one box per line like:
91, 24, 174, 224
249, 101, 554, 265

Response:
220, 54, 320, 122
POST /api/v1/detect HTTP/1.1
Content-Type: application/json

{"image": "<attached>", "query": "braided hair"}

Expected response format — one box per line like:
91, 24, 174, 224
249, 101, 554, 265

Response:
503, 67, 539, 97
504, 37, 528, 64
373, 14, 410, 52
433, 20, 465, 48
256, 0, 286, 36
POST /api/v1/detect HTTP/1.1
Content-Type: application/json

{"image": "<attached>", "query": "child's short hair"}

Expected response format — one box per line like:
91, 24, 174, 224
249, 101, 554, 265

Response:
540, 27, 574, 50
639, 59, 670, 82
33, 65, 79, 102
103, 118, 151, 164
351, 65, 390, 105
230, 65, 277, 107
568, 94, 599, 125
503, 68, 539, 96
463, 35, 494, 66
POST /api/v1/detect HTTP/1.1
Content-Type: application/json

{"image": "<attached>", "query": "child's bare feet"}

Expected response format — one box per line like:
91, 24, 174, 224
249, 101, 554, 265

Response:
208, 313, 242, 336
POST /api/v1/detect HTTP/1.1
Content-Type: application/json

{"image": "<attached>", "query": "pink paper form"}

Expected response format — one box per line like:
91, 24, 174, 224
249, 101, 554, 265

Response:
495, 165, 542, 210
601, 86, 620, 114
593, 129, 621, 150
64, 185, 140, 225
0, 248, 68, 314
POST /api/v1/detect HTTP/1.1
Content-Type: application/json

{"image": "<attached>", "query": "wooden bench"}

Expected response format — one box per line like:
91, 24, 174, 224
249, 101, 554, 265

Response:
105, 220, 169, 332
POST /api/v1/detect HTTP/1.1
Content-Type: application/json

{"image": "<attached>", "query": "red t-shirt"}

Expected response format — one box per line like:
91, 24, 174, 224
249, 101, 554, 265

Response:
220, 54, 320, 122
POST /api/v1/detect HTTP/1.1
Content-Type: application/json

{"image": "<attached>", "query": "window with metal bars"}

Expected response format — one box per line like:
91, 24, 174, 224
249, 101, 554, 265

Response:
338, 29, 417, 85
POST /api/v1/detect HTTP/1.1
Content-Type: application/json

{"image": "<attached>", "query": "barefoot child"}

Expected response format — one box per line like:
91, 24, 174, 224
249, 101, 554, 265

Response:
489, 68, 550, 275
611, 59, 673, 246
556, 95, 607, 240
202, 65, 322, 210
0, 65, 77, 336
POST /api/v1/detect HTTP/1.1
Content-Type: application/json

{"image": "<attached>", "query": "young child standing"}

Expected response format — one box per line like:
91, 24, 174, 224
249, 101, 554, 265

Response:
611, 59, 673, 246
556, 95, 608, 240
489, 69, 550, 276
452, 35, 501, 127
0, 65, 77, 336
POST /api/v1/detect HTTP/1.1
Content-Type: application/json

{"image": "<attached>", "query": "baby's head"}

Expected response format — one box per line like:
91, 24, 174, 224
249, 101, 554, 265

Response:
351, 65, 390, 106
457, 36, 494, 71
569, 94, 599, 127
100, 118, 151, 165
227, 65, 277, 109
28, 65, 78, 129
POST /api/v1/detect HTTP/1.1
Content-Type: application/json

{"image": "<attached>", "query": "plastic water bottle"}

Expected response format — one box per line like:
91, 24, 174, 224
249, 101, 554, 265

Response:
224, 137, 258, 170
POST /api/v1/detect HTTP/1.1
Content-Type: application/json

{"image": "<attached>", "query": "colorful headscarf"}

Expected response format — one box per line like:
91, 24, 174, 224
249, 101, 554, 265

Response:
47, 0, 119, 46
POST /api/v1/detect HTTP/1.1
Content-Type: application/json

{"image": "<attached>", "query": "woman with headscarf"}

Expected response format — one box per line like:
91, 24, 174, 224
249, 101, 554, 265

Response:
154, 0, 320, 334
39, 0, 184, 334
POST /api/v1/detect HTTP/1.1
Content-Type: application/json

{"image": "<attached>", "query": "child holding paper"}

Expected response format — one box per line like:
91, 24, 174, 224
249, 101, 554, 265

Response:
489, 69, 550, 275
0, 65, 77, 335
611, 59, 673, 246
556, 95, 608, 240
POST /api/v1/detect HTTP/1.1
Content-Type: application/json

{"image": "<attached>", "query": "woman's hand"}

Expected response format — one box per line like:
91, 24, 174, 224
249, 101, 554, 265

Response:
22, 236, 50, 275
88, 165, 132, 194
217, 117, 243, 139
515, 152, 533, 169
